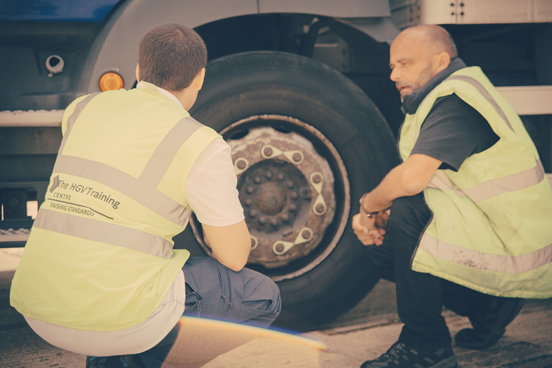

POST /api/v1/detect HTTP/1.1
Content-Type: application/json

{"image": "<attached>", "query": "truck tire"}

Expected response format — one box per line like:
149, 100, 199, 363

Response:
177, 51, 400, 330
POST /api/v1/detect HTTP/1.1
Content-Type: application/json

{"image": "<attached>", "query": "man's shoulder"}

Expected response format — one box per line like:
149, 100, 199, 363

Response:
430, 93, 483, 121
421, 93, 489, 146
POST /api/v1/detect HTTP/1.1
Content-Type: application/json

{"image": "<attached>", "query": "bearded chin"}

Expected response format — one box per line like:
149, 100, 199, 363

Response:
396, 64, 435, 103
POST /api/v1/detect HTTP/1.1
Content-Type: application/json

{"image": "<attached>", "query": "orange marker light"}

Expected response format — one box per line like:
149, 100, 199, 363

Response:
99, 72, 124, 91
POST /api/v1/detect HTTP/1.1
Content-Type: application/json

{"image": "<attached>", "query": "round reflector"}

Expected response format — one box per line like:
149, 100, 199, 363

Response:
99, 72, 124, 91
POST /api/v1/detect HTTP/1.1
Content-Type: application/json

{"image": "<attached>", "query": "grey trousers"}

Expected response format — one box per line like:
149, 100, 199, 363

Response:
138, 256, 282, 367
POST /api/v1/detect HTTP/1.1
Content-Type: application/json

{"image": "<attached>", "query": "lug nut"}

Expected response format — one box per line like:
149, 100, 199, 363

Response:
249, 209, 257, 217
246, 186, 254, 194
293, 152, 302, 162
302, 230, 311, 239
245, 198, 252, 206
312, 174, 321, 183
290, 192, 298, 199
316, 203, 325, 213
286, 180, 294, 188
270, 218, 278, 226
277, 172, 284, 181
254, 176, 261, 183
236, 160, 246, 169
259, 216, 267, 225
281, 213, 289, 221
289, 204, 297, 211
264, 147, 273, 156
265, 171, 273, 179
275, 243, 285, 253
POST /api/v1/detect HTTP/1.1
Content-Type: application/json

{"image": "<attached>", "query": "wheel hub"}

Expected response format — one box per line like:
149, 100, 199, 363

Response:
192, 114, 349, 280
226, 121, 336, 269
239, 160, 310, 235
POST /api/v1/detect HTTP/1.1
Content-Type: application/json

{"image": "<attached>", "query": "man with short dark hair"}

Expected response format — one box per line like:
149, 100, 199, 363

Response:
11, 23, 281, 368
353, 25, 552, 368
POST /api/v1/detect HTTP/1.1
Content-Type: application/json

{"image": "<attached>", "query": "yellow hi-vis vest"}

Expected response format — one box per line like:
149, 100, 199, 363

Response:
399, 67, 552, 299
10, 84, 221, 331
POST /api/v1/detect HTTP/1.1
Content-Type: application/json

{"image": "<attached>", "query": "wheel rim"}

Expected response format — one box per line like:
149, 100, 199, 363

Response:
191, 114, 350, 281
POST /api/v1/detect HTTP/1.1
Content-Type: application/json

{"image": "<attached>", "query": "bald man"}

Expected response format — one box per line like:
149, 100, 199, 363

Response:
352, 25, 552, 368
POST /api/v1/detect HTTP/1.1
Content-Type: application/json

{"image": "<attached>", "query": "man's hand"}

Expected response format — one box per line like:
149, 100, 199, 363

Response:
352, 213, 387, 246
374, 210, 390, 231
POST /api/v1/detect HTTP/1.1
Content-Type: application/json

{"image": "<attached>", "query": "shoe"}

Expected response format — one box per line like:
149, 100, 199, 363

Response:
455, 298, 523, 350
360, 341, 458, 368
86, 355, 145, 368
86, 356, 115, 368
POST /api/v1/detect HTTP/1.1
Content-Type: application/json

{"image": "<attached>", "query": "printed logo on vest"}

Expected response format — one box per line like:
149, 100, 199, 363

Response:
46, 177, 121, 220
50, 175, 61, 193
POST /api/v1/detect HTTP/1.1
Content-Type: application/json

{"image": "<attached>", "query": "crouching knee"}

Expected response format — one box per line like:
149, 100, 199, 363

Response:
263, 276, 282, 320
387, 193, 431, 234
240, 269, 282, 327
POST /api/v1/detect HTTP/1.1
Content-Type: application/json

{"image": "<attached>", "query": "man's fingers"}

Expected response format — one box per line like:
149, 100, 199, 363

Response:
357, 235, 373, 246
353, 213, 385, 245
361, 236, 375, 246
354, 231, 375, 245
353, 213, 371, 234
369, 229, 381, 238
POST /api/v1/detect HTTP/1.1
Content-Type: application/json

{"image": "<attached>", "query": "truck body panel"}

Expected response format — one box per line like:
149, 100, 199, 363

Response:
0, 0, 121, 22
1, 0, 551, 329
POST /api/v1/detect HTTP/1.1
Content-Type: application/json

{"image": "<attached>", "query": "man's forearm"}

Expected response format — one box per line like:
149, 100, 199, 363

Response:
203, 220, 251, 272
361, 154, 443, 213
362, 165, 410, 213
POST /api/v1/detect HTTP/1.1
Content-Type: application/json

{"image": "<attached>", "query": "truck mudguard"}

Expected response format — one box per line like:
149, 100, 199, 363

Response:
76, 0, 393, 93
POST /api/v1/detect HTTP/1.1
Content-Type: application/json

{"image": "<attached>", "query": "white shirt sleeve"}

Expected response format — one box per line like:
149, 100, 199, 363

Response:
185, 138, 245, 227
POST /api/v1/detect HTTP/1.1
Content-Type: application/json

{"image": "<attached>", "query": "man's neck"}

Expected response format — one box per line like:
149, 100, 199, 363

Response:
167, 88, 196, 111
137, 81, 184, 109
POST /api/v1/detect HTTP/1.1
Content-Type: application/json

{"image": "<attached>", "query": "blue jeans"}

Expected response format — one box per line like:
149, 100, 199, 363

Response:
138, 256, 281, 367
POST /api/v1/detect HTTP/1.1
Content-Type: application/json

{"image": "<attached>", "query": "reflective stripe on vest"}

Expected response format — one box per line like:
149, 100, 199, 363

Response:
421, 233, 552, 274
402, 67, 552, 298
34, 209, 174, 259
48, 93, 206, 258
53, 117, 203, 226
428, 159, 545, 203
53, 155, 191, 225
446, 75, 514, 130
139, 118, 204, 187
58, 92, 101, 155
426, 74, 545, 203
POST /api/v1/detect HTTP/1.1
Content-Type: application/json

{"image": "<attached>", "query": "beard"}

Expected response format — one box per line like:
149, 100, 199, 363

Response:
396, 64, 435, 102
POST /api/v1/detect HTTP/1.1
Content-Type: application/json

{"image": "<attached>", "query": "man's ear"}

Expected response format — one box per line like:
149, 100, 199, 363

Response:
193, 68, 206, 91
135, 64, 140, 82
434, 52, 451, 74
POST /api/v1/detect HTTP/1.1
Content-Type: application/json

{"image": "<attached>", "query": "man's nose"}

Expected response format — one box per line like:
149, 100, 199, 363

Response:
390, 68, 400, 82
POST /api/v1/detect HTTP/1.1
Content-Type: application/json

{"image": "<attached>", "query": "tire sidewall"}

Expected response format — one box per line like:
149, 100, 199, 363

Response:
188, 51, 399, 326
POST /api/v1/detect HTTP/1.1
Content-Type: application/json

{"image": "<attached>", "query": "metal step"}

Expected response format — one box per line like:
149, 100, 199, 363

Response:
0, 228, 30, 248
0, 110, 63, 127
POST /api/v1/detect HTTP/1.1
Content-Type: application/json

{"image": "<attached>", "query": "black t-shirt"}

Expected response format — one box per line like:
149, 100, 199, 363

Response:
410, 93, 499, 171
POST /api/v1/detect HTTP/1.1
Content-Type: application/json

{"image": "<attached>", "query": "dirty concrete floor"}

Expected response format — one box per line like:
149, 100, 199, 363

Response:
1, 248, 552, 368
